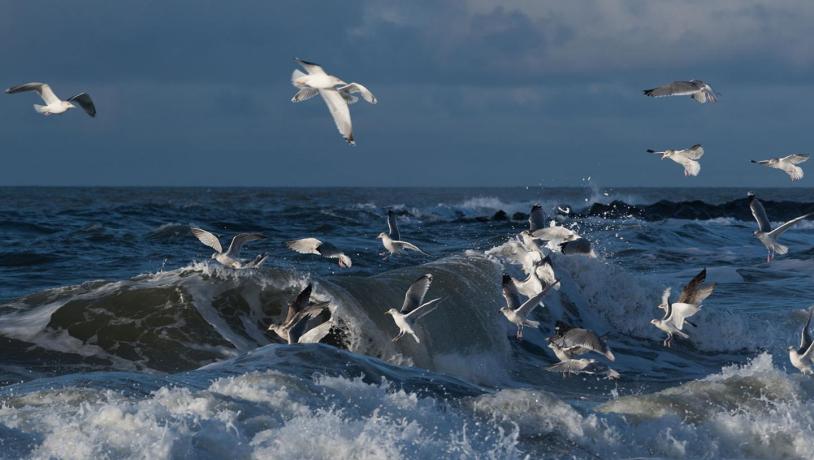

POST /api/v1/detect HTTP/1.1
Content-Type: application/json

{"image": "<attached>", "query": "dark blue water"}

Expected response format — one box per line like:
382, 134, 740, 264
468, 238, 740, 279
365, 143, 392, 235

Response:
1, 186, 813, 459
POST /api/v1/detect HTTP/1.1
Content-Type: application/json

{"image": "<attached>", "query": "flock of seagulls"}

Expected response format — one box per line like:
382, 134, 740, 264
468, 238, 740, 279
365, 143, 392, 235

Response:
5, 69, 813, 378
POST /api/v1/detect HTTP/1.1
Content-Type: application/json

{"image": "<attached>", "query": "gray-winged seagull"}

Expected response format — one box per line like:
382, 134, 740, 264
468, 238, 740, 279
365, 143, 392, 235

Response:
643, 80, 718, 104
748, 192, 813, 262
751, 154, 809, 182
287, 238, 352, 268
385, 273, 443, 343
548, 322, 615, 362
499, 280, 559, 340
191, 227, 267, 269
6, 82, 96, 117
267, 284, 330, 343
651, 268, 714, 347
646, 144, 704, 176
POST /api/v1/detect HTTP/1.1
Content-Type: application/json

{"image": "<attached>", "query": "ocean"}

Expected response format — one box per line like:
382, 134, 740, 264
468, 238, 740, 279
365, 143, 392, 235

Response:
0, 186, 813, 459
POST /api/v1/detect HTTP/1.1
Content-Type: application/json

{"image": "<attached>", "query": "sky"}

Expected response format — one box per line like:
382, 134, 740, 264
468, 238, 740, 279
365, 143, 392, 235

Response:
1, 0, 813, 187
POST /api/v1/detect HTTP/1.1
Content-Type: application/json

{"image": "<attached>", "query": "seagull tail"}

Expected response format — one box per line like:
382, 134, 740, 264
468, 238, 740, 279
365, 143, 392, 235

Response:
33, 104, 48, 114
523, 319, 540, 328
291, 69, 307, 87
773, 242, 789, 255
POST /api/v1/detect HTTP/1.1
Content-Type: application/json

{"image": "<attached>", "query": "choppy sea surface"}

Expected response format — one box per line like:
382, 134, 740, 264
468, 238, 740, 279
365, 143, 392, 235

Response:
1, 186, 814, 459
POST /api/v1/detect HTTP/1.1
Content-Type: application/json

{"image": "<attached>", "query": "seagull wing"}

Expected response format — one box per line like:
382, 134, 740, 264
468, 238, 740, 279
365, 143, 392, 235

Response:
777, 160, 805, 181
319, 89, 354, 145
67, 92, 96, 117
546, 359, 590, 373
561, 328, 615, 361
191, 227, 222, 253
287, 312, 312, 344
670, 155, 701, 176
394, 239, 429, 255
677, 268, 716, 305
748, 194, 773, 233
798, 308, 814, 356
643, 81, 702, 98
292, 87, 319, 103
678, 144, 704, 160
528, 204, 546, 232
768, 212, 814, 238
401, 273, 433, 314
387, 210, 400, 240
284, 283, 313, 326
783, 154, 809, 165
516, 280, 559, 316
337, 83, 377, 104
405, 297, 443, 321
287, 238, 322, 255
666, 302, 701, 330
6, 82, 61, 105
501, 274, 523, 310
296, 58, 326, 75
225, 232, 265, 258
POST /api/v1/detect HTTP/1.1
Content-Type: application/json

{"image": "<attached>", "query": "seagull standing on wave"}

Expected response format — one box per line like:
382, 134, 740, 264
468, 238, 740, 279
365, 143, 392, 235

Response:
748, 192, 813, 263
6, 82, 96, 117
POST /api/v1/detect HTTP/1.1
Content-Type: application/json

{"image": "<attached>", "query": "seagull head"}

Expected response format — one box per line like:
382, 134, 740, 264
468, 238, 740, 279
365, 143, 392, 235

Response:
211, 252, 218, 259
649, 319, 660, 326
63, 101, 75, 110
788, 345, 796, 353
377, 232, 387, 240
384, 308, 398, 316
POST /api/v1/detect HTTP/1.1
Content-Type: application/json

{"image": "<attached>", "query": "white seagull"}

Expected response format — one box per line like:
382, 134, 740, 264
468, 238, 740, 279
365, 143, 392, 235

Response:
286, 238, 352, 268
384, 274, 443, 344
751, 154, 809, 182
650, 269, 714, 347
748, 192, 813, 263
378, 210, 428, 258
191, 227, 267, 269
646, 144, 704, 176
789, 308, 814, 375
546, 358, 620, 380
547, 322, 615, 362
267, 284, 330, 344
643, 80, 718, 104
290, 58, 377, 145
6, 82, 96, 117
499, 280, 559, 340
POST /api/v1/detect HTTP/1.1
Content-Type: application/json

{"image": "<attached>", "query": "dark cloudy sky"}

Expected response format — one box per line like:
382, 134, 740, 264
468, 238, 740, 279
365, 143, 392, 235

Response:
1, 0, 813, 187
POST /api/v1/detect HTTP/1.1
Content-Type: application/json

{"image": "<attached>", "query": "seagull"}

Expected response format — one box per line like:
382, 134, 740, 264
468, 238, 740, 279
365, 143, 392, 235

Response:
191, 227, 267, 269
748, 192, 814, 263
5, 82, 96, 117
751, 154, 809, 182
384, 274, 443, 344
650, 269, 713, 347
789, 308, 814, 375
646, 144, 704, 176
267, 284, 330, 344
529, 204, 546, 232
547, 322, 615, 362
546, 359, 620, 380
657, 268, 715, 330
643, 80, 718, 104
286, 238, 352, 268
560, 238, 592, 255
529, 222, 579, 244
499, 280, 559, 340
377, 211, 428, 258
290, 58, 377, 145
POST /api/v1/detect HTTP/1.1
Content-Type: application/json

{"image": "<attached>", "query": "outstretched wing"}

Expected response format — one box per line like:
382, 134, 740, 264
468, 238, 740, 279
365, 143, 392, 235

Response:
387, 210, 400, 240
561, 328, 615, 361
643, 81, 702, 98
528, 204, 546, 232
799, 308, 814, 355
296, 58, 326, 75
516, 280, 559, 316
678, 144, 704, 160
501, 274, 523, 310
677, 269, 715, 305
394, 240, 429, 255
191, 227, 222, 253
405, 297, 443, 320
748, 193, 772, 233
401, 273, 433, 314
6, 82, 60, 105
783, 154, 809, 165
319, 89, 354, 145
284, 283, 313, 326
337, 82, 377, 104
225, 232, 265, 257
768, 212, 814, 238
666, 302, 701, 330
68, 92, 96, 117
287, 238, 322, 255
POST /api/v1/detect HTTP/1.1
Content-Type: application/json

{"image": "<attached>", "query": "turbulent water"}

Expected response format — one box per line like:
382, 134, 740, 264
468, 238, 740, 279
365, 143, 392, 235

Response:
1, 186, 813, 459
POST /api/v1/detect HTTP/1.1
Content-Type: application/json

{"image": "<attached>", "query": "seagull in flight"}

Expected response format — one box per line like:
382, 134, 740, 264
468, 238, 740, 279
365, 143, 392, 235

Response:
499, 280, 559, 340
789, 308, 814, 375
286, 238, 352, 268
267, 284, 330, 344
290, 58, 377, 145
646, 144, 704, 176
385, 274, 443, 344
191, 227, 267, 269
751, 154, 809, 182
651, 269, 714, 347
5, 82, 96, 117
643, 80, 718, 104
378, 211, 428, 258
748, 192, 813, 263
547, 322, 615, 362
546, 358, 620, 380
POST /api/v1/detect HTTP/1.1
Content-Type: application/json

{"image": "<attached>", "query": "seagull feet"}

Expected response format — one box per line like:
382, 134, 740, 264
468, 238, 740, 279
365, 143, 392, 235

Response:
663, 336, 672, 347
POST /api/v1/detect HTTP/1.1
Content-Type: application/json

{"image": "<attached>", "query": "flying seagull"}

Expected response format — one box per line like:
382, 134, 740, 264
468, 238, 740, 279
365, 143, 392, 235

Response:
191, 227, 267, 269
657, 268, 715, 330
5, 82, 96, 117
499, 280, 559, 340
748, 192, 813, 263
378, 211, 428, 258
385, 274, 443, 344
643, 80, 718, 104
547, 322, 615, 362
646, 144, 705, 176
529, 204, 546, 232
290, 58, 377, 145
546, 358, 620, 380
286, 238, 352, 268
267, 284, 330, 343
751, 154, 809, 182
789, 308, 814, 375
